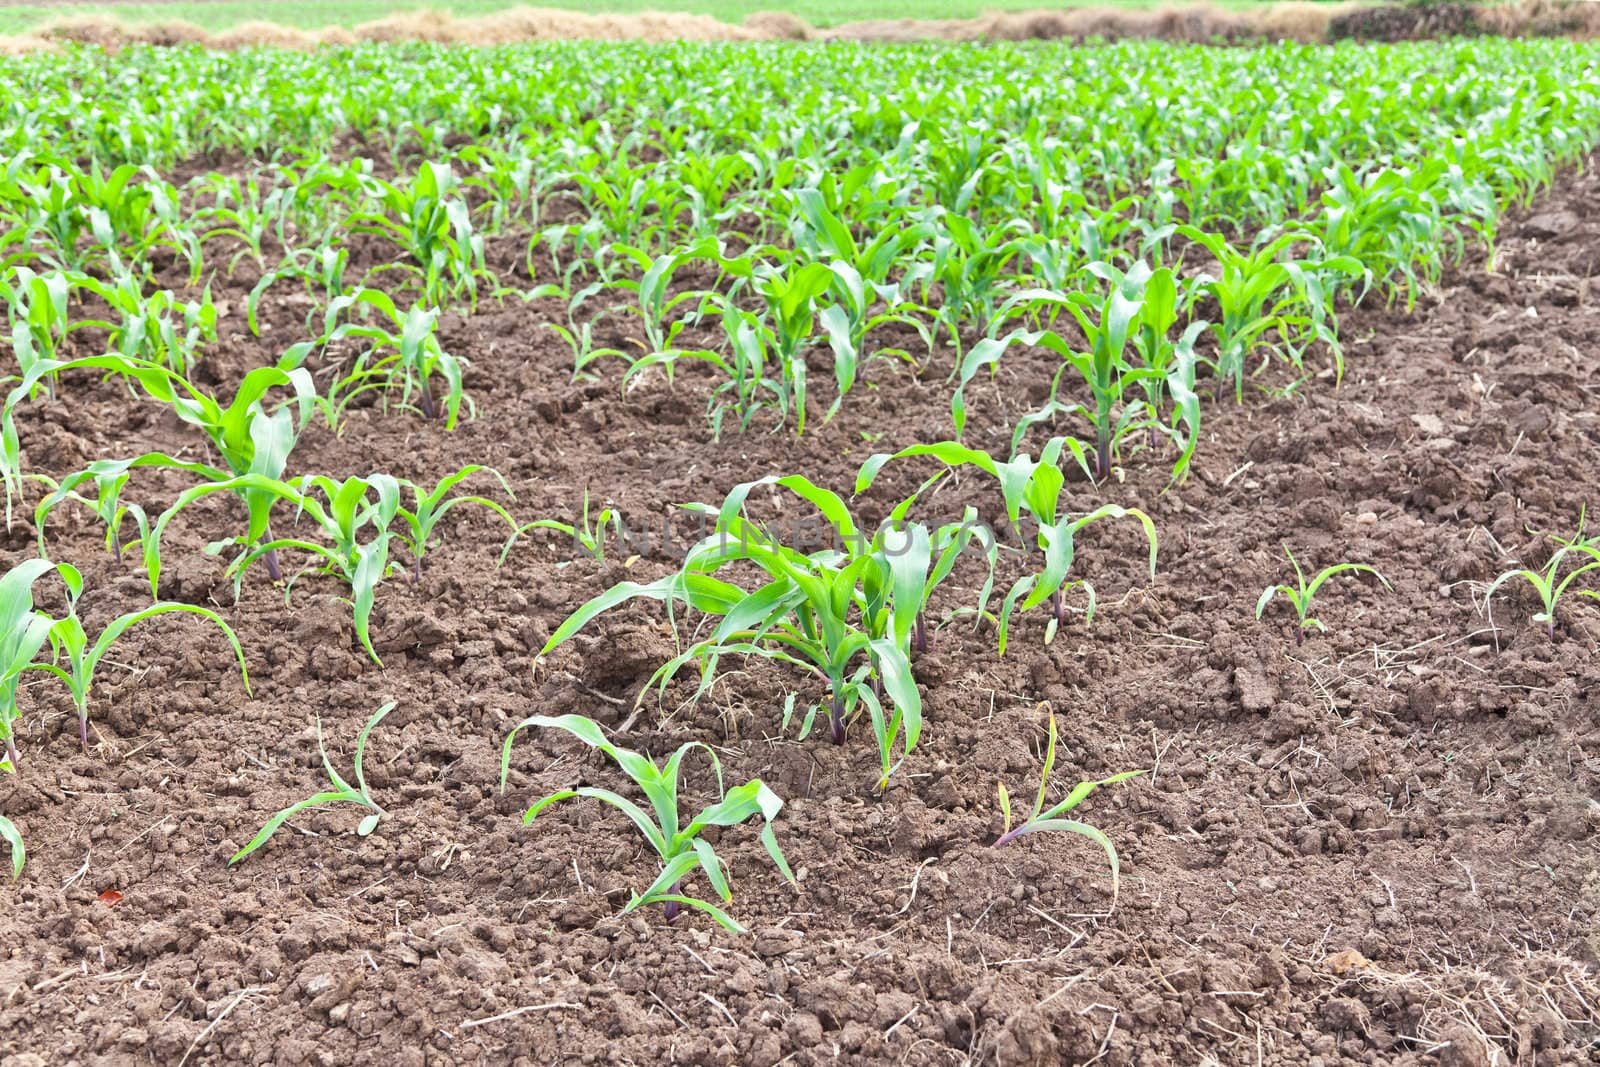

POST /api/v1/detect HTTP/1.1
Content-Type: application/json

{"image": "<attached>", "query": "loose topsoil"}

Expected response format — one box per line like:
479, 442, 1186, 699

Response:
0, 159, 1598, 1067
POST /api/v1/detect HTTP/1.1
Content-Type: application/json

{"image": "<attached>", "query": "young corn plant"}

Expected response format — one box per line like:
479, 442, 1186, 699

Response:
548, 321, 627, 384
1316, 161, 1443, 310
539, 476, 930, 788
500, 490, 623, 565
193, 172, 293, 272
247, 246, 350, 336
693, 302, 792, 438
788, 190, 925, 417
0, 558, 68, 771
907, 211, 1028, 356
1178, 226, 1362, 401
230, 700, 395, 865
993, 707, 1142, 907
1090, 260, 1206, 485
318, 288, 468, 428
71, 272, 218, 377
32, 467, 149, 559
0, 268, 75, 399
748, 261, 835, 435
350, 162, 489, 308
13, 164, 91, 272
995, 498, 1158, 652
606, 239, 729, 380
499, 713, 792, 933
1484, 515, 1600, 641
395, 466, 518, 581
169, 473, 400, 664
955, 266, 1185, 483
33, 564, 250, 749
1256, 545, 1391, 645
856, 440, 1158, 650
3, 356, 314, 586
0, 815, 20, 878
672, 290, 835, 440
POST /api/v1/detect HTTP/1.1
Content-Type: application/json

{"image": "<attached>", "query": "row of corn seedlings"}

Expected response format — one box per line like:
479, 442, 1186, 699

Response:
1, 37, 1599, 929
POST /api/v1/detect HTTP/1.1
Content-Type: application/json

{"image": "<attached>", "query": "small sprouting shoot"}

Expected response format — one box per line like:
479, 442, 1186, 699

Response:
229, 700, 395, 865
1484, 508, 1600, 642
1255, 544, 1391, 644
500, 713, 793, 933
993, 705, 1142, 907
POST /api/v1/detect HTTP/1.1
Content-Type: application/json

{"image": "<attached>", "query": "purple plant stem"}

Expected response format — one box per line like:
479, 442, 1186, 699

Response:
828, 692, 846, 745
663, 882, 683, 922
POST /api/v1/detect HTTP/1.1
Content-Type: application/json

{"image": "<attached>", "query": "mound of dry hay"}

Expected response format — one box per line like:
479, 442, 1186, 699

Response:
7, 0, 1600, 51
351, 6, 757, 43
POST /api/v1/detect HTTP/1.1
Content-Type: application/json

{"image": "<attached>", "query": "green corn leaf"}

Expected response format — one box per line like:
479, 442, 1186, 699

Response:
0, 815, 21, 879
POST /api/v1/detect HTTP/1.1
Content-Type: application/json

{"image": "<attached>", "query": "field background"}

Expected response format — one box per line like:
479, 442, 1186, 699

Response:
0, 0, 1291, 33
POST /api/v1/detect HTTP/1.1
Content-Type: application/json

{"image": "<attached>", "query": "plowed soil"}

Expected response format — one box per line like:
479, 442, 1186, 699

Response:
0, 161, 1597, 1067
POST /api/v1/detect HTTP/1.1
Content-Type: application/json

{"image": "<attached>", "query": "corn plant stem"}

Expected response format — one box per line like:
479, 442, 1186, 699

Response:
912, 613, 930, 654
261, 531, 283, 583
709, 626, 849, 742
992, 826, 1026, 848
663, 881, 683, 922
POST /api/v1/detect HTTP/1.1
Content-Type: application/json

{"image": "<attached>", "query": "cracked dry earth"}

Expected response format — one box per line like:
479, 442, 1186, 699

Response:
0, 159, 1598, 1066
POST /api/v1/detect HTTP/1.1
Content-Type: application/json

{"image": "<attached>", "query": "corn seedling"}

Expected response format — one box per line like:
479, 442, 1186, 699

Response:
1484, 515, 1600, 641
540, 475, 933, 788
70, 272, 218, 377
230, 700, 396, 865
350, 162, 489, 308
0, 558, 69, 771
956, 264, 1197, 483
0, 268, 75, 399
320, 288, 467, 428
856, 440, 1157, 650
993, 707, 1142, 906
499, 713, 792, 933
166, 473, 399, 663
0, 815, 20, 879
394, 466, 518, 580
500, 489, 622, 565
1091, 260, 1206, 485
32, 563, 250, 749
748, 261, 835, 434
548, 320, 628, 383
1255, 545, 1391, 644
2, 357, 314, 587
1178, 226, 1361, 400
246, 245, 352, 337
32, 467, 149, 559
607, 241, 721, 368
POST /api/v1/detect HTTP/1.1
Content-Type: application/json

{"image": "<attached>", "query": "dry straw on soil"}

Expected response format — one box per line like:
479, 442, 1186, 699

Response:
10, 0, 1600, 51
